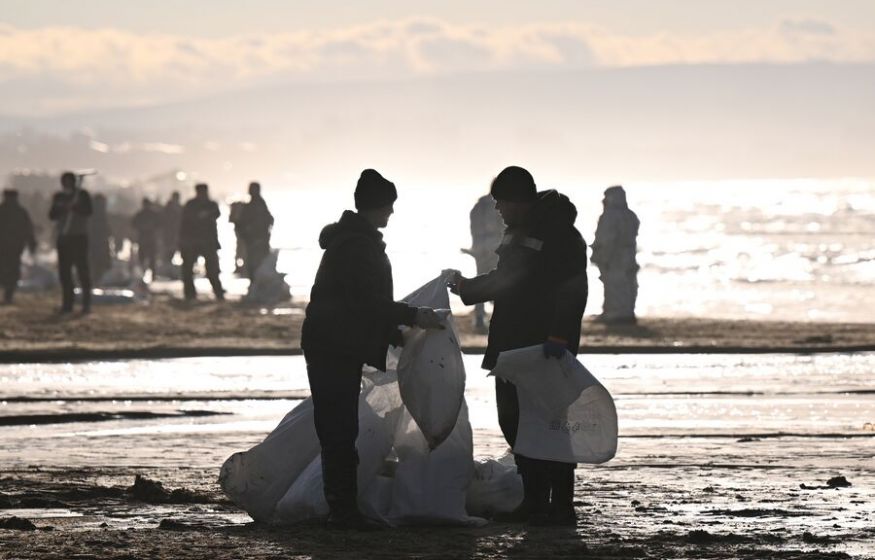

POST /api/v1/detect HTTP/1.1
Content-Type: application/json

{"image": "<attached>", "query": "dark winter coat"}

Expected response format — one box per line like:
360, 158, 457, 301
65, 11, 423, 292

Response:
179, 197, 221, 251
49, 189, 93, 238
132, 207, 163, 246
459, 190, 589, 369
0, 200, 36, 254
302, 210, 416, 371
237, 197, 274, 244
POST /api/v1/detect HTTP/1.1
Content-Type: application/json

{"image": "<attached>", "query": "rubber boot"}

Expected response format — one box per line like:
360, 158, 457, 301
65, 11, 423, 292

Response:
525, 459, 552, 526
323, 452, 380, 531
548, 462, 577, 526
492, 458, 532, 522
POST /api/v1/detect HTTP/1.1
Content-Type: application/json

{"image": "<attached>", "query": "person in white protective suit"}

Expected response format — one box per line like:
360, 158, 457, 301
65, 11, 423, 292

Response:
590, 185, 639, 324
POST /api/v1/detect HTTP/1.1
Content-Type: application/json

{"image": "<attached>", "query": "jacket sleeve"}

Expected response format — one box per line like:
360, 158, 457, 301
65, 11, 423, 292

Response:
549, 231, 589, 339
25, 212, 36, 252
74, 190, 93, 217
458, 240, 537, 305
339, 238, 417, 327
48, 194, 65, 221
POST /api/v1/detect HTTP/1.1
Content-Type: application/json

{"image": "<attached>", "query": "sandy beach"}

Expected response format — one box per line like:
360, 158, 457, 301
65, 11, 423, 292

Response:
1, 354, 872, 560
2, 293, 875, 362
1, 305, 873, 559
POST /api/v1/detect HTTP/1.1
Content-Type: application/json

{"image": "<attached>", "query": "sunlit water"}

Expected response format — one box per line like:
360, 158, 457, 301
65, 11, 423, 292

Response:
2, 354, 873, 555
189, 177, 875, 322
1, 353, 872, 468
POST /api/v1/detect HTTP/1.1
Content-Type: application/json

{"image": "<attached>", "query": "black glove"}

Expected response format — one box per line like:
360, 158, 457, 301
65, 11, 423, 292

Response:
542, 336, 568, 359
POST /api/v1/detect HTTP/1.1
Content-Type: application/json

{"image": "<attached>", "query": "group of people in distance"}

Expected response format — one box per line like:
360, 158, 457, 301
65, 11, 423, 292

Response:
0, 172, 274, 312
301, 166, 639, 529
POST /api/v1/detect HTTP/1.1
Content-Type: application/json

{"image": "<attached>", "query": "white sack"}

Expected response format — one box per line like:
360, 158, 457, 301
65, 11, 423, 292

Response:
465, 454, 523, 517
273, 374, 400, 524
388, 402, 483, 526
218, 398, 321, 522
491, 345, 618, 464
398, 273, 466, 449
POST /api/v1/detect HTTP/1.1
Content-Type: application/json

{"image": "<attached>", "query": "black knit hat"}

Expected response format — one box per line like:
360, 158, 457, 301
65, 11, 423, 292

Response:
490, 166, 537, 202
354, 169, 397, 210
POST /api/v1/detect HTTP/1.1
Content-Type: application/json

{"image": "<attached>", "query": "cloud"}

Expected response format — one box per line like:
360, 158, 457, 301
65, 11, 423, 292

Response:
0, 17, 872, 115
780, 18, 837, 36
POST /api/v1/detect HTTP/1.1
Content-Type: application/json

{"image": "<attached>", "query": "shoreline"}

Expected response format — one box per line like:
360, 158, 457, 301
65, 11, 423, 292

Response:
2, 292, 875, 363
3, 343, 875, 364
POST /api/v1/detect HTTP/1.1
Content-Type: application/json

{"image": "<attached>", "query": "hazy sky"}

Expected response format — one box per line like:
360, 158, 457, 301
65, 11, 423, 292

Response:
2, 1, 874, 115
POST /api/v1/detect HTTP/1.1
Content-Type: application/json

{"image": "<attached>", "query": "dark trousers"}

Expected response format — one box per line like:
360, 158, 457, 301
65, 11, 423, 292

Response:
138, 240, 157, 274
0, 250, 22, 303
244, 238, 270, 279
57, 235, 91, 311
305, 350, 363, 514
181, 247, 224, 300
496, 377, 576, 515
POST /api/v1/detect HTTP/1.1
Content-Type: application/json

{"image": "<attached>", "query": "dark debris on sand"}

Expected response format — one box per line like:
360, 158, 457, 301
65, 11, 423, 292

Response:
127, 475, 212, 504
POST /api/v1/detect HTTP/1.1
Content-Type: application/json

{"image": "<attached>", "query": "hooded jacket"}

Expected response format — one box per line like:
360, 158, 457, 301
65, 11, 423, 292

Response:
459, 190, 589, 369
302, 210, 416, 370
179, 196, 221, 251
0, 198, 36, 254
49, 188, 93, 238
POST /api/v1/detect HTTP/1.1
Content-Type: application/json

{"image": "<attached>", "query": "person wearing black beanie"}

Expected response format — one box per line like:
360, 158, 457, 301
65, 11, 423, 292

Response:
301, 168, 443, 529
449, 165, 590, 526
354, 168, 398, 211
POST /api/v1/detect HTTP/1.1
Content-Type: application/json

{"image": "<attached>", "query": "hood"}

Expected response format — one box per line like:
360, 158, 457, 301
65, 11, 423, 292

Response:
604, 185, 628, 209
318, 210, 383, 250
531, 189, 578, 228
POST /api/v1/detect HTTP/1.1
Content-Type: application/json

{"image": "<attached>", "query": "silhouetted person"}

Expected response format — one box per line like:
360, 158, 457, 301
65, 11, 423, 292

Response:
179, 183, 224, 300
463, 193, 504, 331
450, 166, 588, 526
0, 189, 36, 304
236, 182, 274, 280
591, 185, 639, 324
301, 169, 443, 529
161, 191, 182, 266
88, 193, 112, 284
49, 171, 93, 313
228, 201, 246, 274
132, 198, 162, 276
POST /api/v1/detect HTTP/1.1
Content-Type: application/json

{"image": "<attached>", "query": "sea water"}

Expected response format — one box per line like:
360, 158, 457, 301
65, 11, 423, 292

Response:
1, 353, 872, 468
203, 177, 874, 322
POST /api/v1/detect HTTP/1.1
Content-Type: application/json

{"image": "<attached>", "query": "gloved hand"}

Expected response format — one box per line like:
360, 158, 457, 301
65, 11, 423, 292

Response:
444, 269, 464, 295
542, 336, 568, 359
415, 307, 445, 330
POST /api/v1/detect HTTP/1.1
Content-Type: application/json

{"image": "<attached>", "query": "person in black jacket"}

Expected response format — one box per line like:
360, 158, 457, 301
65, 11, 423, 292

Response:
0, 189, 37, 304
49, 171, 94, 313
236, 181, 274, 280
449, 166, 588, 526
132, 198, 163, 277
301, 168, 444, 529
179, 183, 225, 300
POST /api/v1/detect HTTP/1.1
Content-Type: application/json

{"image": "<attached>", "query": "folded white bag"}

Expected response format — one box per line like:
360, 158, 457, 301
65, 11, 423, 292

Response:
398, 273, 466, 449
491, 345, 618, 464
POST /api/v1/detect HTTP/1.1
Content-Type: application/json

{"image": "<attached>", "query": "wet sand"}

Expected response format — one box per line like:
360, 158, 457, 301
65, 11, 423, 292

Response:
2, 292, 875, 362
1, 441, 871, 559
2, 296, 874, 558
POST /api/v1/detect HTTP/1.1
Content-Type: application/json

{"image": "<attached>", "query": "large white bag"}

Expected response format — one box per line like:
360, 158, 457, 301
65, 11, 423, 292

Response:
465, 454, 523, 517
218, 398, 321, 522
491, 345, 618, 464
397, 273, 466, 449
388, 402, 483, 526
273, 374, 401, 524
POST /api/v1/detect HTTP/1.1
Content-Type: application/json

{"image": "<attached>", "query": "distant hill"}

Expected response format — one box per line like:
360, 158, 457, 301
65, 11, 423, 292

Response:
3, 62, 874, 186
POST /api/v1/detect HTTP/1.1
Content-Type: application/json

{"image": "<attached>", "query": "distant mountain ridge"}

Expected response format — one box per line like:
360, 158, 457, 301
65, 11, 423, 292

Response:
3, 62, 874, 184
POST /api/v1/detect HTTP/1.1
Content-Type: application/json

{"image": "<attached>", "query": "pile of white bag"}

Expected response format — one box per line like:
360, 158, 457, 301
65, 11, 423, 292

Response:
220, 272, 618, 526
